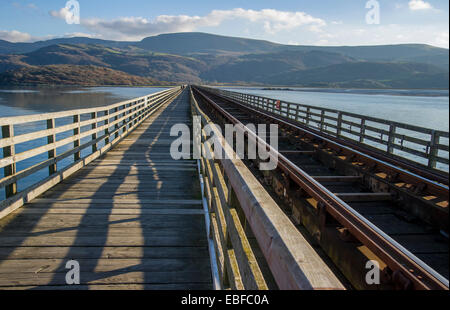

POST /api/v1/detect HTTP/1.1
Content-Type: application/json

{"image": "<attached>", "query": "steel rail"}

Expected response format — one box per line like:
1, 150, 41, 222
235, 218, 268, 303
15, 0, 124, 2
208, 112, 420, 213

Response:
193, 87, 449, 290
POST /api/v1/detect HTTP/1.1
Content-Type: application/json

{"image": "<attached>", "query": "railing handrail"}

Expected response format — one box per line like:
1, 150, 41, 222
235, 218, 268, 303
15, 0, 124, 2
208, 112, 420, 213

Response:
0, 88, 171, 126
211, 87, 449, 137
0, 86, 181, 219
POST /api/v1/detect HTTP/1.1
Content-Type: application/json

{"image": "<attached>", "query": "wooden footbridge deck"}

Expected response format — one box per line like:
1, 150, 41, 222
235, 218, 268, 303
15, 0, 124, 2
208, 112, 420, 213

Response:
0, 88, 212, 289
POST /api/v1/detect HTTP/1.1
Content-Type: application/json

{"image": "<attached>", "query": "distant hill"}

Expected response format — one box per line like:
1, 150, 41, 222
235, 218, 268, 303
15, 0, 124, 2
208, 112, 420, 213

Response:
137, 32, 281, 55
0, 32, 448, 88
0, 64, 167, 86
258, 62, 449, 88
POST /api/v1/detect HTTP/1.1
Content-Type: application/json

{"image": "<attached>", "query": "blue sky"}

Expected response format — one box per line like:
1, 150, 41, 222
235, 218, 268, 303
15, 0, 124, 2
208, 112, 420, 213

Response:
0, 0, 448, 48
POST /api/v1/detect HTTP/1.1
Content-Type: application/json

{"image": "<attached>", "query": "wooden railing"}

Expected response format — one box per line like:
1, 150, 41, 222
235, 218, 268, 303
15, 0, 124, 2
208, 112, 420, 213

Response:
205, 87, 449, 172
0, 87, 181, 218
190, 88, 344, 290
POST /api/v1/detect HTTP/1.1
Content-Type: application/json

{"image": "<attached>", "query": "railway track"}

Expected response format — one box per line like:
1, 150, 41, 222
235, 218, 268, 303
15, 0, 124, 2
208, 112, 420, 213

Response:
192, 86, 449, 290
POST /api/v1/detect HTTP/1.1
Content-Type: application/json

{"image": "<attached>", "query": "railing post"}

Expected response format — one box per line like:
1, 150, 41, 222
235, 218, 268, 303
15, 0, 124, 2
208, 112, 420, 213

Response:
104, 110, 110, 145
73, 115, 81, 161
114, 107, 119, 139
319, 110, 325, 131
47, 119, 57, 175
91, 112, 98, 153
336, 112, 343, 137
306, 107, 311, 125
360, 119, 366, 143
428, 130, 439, 169
387, 123, 396, 154
2, 125, 17, 198
295, 104, 300, 121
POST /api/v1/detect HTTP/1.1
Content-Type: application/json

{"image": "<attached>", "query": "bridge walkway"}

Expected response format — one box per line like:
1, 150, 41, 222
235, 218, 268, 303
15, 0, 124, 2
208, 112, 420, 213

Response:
0, 89, 212, 289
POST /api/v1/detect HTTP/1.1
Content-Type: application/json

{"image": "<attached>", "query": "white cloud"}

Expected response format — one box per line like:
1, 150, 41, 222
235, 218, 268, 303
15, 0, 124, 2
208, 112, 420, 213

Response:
408, 0, 433, 10
308, 24, 449, 48
434, 32, 449, 48
50, 8, 326, 41
49, 7, 73, 20
0, 30, 33, 42
0, 30, 98, 43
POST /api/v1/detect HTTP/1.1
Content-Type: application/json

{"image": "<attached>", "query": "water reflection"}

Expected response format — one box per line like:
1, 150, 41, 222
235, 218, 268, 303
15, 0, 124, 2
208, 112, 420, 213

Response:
0, 86, 169, 116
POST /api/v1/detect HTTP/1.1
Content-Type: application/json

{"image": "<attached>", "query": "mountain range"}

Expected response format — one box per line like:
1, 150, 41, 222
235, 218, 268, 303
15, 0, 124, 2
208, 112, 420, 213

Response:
0, 32, 448, 88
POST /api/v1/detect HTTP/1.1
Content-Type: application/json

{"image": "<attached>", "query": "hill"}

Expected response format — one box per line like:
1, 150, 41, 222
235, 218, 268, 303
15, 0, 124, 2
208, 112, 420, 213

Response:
0, 65, 166, 86
257, 62, 449, 88
0, 32, 448, 88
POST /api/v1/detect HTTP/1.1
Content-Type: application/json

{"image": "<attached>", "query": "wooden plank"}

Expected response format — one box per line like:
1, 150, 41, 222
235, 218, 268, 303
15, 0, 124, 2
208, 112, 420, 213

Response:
32, 198, 202, 204
0, 235, 207, 247
0, 270, 212, 287
0, 246, 209, 260
0, 258, 212, 274
14, 208, 205, 215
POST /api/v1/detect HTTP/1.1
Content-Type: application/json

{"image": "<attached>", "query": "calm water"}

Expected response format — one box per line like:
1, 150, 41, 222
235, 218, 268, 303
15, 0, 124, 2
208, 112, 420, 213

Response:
225, 87, 449, 132
0, 86, 169, 117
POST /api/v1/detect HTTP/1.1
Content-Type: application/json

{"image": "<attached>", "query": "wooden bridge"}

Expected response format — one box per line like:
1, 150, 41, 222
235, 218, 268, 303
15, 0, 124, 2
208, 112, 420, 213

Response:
0, 86, 448, 290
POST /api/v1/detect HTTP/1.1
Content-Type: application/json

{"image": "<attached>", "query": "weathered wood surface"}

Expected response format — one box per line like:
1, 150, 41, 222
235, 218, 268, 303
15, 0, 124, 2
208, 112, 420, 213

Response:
0, 89, 212, 290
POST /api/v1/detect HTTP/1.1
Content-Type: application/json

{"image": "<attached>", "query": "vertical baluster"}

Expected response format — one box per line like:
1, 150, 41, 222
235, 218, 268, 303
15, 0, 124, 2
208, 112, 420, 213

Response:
387, 123, 396, 154
114, 107, 119, 139
2, 125, 17, 198
47, 119, 57, 175
295, 104, 300, 121
360, 119, 366, 143
336, 112, 343, 137
320, 110, 325, 131
306, 107, 311, 125
104, 109, 110, 145
428, 130, 440, 169
73, 115, 81, 161
91, 112, 98, 153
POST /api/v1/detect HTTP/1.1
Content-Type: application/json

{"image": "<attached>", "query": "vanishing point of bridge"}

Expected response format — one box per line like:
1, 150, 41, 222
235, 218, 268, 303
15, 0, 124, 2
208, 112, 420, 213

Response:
0, 86, 448, 290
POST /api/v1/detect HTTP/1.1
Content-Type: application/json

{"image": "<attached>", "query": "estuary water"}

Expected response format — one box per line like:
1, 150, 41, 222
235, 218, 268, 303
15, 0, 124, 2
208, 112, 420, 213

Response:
0, 86, 169, 117
0, 86, 169, 200
224, 87, 449, 132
